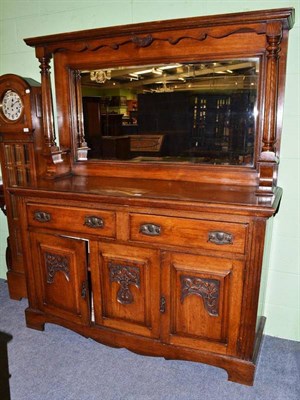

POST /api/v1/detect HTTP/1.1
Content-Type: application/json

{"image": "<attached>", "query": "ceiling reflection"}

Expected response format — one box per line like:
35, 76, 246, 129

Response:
81, 60, 258, 92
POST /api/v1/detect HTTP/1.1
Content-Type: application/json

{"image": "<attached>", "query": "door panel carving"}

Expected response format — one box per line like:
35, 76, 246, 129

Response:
180, 276, 220, 316
108, 262, 140, 305
45, 252, 70, 284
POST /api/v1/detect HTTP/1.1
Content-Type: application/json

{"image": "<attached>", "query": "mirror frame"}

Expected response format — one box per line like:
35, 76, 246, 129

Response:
24, 8, 295, 193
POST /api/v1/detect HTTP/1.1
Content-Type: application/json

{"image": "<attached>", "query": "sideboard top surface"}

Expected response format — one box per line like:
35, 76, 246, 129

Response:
10, 176, 281, 217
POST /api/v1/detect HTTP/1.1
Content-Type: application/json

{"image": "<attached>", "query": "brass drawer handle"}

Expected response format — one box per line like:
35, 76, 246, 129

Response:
34, 211, 51, 223
84, 216, 104, 229
208, 231, 233, 245
140, 223, 161, 236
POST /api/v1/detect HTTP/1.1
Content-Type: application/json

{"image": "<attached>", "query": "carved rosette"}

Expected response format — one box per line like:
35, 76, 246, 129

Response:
132, 34, 153, 47
109, 262, 140, 305
45, 252, 70, 284
180, 275, 220, 316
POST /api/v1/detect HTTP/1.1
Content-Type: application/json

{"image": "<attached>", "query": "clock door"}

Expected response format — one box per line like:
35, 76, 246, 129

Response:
90, 242, 160, 338
30, 232, 90, 325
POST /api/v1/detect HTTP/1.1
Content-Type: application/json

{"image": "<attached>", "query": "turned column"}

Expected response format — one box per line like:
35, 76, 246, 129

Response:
35, 48, 70, 177
257, 21, 282, 194
38, 54, 58, 152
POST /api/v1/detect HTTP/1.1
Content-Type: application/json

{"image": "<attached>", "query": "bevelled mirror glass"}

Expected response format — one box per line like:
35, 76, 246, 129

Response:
78, 58, 259, 166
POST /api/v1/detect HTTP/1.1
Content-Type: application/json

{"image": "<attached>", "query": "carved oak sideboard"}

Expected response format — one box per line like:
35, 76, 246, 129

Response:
0, 8, 294, 385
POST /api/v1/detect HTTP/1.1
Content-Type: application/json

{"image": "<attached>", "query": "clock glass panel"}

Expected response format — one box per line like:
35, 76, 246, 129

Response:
2, 90, 24, 121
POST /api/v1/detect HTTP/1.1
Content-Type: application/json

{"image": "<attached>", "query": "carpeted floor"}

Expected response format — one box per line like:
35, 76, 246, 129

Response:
0, 279, 299, 400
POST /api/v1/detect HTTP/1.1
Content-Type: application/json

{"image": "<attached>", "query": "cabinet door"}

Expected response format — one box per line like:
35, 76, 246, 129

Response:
161, 252, 243, 356
30, 232, 90, 325
90, 242, 160, 338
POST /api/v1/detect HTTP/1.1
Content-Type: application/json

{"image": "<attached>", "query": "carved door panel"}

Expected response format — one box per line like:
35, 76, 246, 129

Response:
90, 242, 160, 338
30, 232, 90, 325
161, 252, 244, 356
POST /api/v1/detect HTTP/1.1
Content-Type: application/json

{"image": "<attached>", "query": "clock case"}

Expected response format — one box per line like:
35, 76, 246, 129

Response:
0, 74, 46, 299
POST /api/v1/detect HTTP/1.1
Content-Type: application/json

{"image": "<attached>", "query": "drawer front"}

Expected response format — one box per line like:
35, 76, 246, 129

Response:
130, 214, 247, 254
27, 204, 116, 238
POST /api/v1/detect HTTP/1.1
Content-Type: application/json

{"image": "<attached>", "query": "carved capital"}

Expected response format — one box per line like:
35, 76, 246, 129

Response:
38, 56, 52, 76
266, 21, 283, 40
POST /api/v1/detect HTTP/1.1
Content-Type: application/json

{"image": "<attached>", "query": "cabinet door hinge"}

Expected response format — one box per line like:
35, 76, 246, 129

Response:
160, 296, 166, 313
81, 280, 88, 299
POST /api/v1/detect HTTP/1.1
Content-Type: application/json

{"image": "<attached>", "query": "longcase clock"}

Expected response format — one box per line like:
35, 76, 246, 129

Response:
0, 74, 45, 299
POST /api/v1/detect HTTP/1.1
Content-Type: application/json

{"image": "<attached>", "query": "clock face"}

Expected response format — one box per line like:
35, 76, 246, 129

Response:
1, 90, 24, 121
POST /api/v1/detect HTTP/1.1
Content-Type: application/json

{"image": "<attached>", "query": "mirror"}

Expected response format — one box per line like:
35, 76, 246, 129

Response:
78, 58, 259, 166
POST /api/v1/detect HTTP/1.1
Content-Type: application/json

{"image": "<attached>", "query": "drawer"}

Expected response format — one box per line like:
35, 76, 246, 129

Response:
130, 214, 247, 254
27, 203, 116, 238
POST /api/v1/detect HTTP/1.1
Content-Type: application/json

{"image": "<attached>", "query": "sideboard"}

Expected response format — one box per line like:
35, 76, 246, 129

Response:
0, 7, 295, 385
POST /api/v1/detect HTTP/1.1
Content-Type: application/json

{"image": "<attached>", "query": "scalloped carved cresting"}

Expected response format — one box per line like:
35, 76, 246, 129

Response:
109, 262, 140, 305
45, 252, 70, 284
180, 275, 220, 316
48, 27, 262, 54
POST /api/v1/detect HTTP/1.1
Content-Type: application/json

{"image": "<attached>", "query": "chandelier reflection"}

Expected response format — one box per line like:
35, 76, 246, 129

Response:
90, 69, 112, 84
